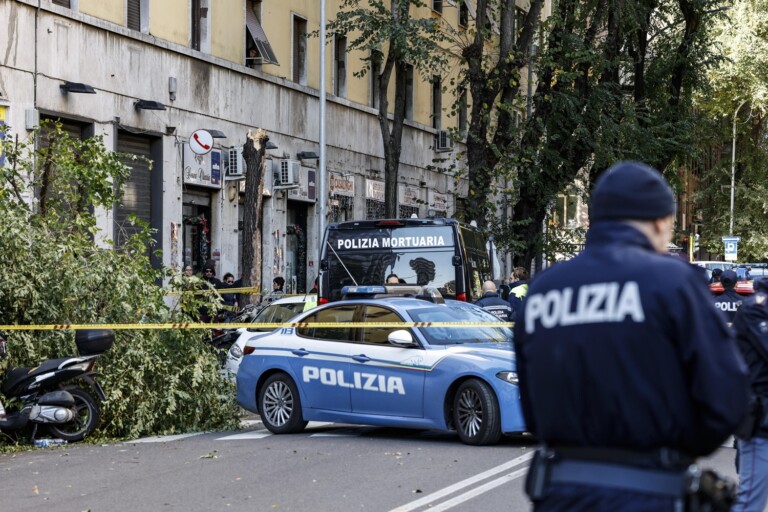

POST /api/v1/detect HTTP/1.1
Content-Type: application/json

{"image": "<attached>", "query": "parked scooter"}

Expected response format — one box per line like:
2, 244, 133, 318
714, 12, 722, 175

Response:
0, 329, 114, 443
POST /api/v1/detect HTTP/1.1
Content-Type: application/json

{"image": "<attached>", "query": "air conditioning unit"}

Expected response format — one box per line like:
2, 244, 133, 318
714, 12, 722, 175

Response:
435, 130, 453, 152
278, 160, 300, 186
226, 147, 245, 177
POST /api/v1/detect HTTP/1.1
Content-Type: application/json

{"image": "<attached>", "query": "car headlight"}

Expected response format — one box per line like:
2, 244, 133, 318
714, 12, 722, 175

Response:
496, 371, 518, 385
229, 343, 243, 359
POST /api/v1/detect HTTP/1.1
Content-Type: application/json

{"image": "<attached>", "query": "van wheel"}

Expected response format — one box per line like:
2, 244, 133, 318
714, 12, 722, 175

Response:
258, 373, 307, 434
453, 379, 502, 445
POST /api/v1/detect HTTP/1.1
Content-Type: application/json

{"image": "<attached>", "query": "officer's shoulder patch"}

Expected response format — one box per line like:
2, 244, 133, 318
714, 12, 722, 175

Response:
757, 294, 768, 306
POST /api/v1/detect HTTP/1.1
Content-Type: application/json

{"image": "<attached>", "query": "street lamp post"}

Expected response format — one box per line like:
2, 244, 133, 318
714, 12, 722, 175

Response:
730, 99, 748, 236
318, 0, 327, 264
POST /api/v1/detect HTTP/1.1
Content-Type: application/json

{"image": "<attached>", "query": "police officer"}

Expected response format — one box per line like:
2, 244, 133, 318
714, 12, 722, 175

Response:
514, 161, 749, 511
732, 277, 768, 512
713, 269, 742, 324
710, 268, 723, 284
475, 280, 513, 321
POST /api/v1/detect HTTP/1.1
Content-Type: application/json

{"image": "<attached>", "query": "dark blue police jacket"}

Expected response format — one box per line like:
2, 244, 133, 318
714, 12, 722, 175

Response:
514, 221, 749, 458
475, 292, 513, 321
712, 288, 742, 324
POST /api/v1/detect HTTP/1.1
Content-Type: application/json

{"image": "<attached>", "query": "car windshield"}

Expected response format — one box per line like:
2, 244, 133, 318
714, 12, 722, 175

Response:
409, 304, 513, 345
251, 302, 306, 332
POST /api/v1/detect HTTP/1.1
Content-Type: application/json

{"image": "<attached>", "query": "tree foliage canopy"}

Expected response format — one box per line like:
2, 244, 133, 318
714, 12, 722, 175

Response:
0, 122, 239, 444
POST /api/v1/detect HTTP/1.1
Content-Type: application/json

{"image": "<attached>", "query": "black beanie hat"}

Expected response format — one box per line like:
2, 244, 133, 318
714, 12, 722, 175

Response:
590, 161, 676, 222
721, 270, 737, 288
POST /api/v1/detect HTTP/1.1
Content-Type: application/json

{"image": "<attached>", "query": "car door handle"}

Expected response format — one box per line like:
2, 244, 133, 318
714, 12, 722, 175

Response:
292, 349, 310, 356
352, 354, 371, 363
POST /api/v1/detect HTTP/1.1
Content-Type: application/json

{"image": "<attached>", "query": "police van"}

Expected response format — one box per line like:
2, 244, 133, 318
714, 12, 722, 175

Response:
318, 218, 494, 304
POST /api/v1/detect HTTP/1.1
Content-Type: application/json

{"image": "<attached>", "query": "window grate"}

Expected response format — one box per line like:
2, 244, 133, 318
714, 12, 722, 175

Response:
398, 205, 419, 219
366, 199, 386, 220
331, 196, 354, 223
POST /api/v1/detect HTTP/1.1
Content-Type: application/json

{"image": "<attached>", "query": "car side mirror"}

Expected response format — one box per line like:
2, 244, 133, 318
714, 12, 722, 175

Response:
452, 255, 462, 266
388, 330, 416, 347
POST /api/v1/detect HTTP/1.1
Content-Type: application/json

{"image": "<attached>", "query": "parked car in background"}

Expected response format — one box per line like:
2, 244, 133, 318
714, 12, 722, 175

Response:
224, 295, 312, 378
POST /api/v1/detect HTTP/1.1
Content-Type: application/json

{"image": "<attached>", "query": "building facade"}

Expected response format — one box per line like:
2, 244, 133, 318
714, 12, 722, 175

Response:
0, 0, 538, 293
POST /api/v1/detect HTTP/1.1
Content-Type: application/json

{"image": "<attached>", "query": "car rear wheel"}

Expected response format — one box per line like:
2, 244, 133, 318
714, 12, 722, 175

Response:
258, 373, 307, 434
453, 379, 502, 446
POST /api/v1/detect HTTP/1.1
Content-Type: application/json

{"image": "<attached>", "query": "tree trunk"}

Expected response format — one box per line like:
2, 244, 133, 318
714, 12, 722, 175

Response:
241, 129, 269, 305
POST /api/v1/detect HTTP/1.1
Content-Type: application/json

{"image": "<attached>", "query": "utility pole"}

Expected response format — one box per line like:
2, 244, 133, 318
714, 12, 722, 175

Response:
730, 99, 748, 236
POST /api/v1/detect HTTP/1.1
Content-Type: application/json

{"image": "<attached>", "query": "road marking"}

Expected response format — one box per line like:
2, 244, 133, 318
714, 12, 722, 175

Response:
128, 432, 207, 443
389, 451, 534, 512
217, 430, 272, 440
418, 467, 529, 512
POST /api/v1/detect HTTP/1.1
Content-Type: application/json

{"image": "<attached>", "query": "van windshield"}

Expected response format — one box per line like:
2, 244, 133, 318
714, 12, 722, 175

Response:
324, 226, 457, 301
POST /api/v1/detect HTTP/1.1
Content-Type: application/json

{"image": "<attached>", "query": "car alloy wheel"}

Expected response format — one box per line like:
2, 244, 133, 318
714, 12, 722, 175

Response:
258, 373, 307, 434
453, 379, 502, 445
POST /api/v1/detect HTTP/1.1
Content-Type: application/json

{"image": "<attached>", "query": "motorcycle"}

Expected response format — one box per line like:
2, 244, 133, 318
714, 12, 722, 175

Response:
0, 329, 114, 444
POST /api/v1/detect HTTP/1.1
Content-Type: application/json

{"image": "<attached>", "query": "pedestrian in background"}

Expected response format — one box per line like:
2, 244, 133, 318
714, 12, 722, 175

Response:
219, 272, 238, 321
263, 276, 285, 304
508, 266, 529, 320
514, 161, 749, 511
732, 277, 768, 512
710, 268, 723, 284
713, 269, 743, 325
475, 280, 513, 321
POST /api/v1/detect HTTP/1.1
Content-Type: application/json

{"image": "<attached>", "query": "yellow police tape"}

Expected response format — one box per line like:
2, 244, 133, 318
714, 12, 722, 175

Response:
0, 321, 514, 331
164, 287, 306, 296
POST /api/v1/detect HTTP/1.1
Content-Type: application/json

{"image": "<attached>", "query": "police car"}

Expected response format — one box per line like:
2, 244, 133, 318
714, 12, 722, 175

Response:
235, 285, 525, 445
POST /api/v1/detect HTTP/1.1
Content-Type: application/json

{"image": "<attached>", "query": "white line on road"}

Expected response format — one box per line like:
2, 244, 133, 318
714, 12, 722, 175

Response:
216, 429, 273, 440
127, 432, 207, 443
389, 451, 534, 512
418, 467, 529, 512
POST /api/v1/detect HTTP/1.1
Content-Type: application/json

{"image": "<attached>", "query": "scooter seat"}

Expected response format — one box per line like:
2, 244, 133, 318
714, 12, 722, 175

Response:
1, 357, 73, 397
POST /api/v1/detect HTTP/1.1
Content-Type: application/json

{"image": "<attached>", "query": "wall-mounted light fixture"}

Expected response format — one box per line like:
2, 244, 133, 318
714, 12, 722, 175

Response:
60, 81, 96, 94
207, 129, 227, 139
297, 151, 319, 160
134, 99, 167, 111
266, 141, 278, 150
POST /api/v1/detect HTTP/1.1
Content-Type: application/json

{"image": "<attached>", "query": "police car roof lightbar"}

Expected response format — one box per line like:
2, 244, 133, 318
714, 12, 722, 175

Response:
339, 285, 445, 304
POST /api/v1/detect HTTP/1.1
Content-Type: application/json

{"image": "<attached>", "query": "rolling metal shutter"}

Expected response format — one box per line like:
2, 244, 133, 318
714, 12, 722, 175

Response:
115, 133, 152, 249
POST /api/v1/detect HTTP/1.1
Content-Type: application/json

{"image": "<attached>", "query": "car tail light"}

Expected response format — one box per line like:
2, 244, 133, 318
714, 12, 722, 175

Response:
319, 297, 329, 305
243, 346, 256, 356
456, 292, 468, 302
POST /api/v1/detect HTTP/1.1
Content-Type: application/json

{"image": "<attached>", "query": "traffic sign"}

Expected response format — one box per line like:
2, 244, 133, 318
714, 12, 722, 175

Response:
189, 129, 213, 156
722, 236, 741, 262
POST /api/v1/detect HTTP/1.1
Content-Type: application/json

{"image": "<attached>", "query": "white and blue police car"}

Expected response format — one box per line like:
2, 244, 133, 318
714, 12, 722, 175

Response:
235, 285, 525, 445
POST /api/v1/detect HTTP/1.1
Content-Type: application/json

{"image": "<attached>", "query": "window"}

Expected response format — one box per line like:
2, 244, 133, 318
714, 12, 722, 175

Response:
399, 205, 419, 219
432, 0, 443, 14
191, 0, 202, 50
370, 50, 382, 109
52, 0, 71, 7
190, 0, 210, 52
361, 307, 408, 345
334, 35, 347, 97
405, 64, 414, 120
458, 87, 468, 136
246, 0, 278, 67
366, 199, 386, 220
551, 193, 579, 228
431, 75, 442, 130
459, 1, 469, 28
297, 305, 357, 341
127, 0, 149, 32
292, 16, 308, 85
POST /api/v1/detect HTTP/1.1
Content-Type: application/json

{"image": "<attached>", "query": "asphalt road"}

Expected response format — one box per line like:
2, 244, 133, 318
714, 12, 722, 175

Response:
0, 421, 741, 512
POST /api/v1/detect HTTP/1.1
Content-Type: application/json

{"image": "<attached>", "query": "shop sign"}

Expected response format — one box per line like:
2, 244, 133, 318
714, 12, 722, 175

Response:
428, 190, 448, 212
366, 179, 385, 201
183, 145, 222, 189
399, 185, 421, 207
330, 173, 355, 197
287, 165, 317, 203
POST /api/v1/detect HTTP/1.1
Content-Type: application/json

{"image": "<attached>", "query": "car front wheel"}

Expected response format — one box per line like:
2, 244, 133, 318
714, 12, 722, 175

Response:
258, 373, 307, 434
453, 379, 502, 446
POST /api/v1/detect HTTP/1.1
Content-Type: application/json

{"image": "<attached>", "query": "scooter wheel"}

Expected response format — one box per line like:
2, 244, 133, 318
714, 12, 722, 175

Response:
46, 388, 100, 442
